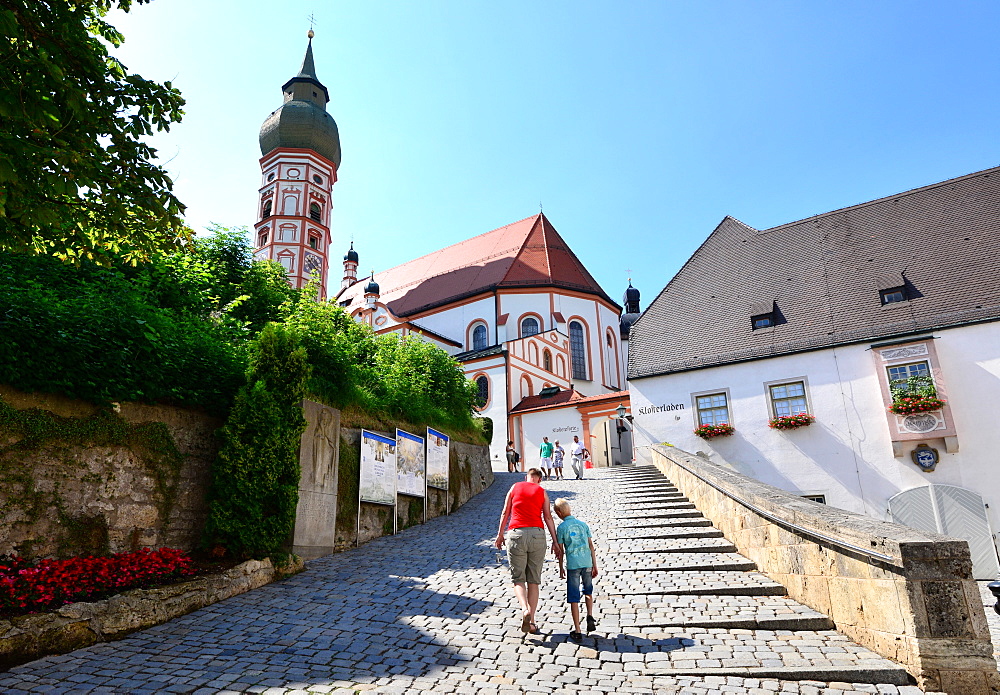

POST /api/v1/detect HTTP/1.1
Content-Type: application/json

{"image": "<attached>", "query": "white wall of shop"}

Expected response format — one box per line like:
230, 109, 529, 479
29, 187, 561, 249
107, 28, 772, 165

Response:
627, 322, 1000, 561
516, 408, 585, 471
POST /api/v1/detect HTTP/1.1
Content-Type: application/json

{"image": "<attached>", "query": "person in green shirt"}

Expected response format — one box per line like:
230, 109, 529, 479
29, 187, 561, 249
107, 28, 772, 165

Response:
554, 497, 599, 640
539, 437, 554, 481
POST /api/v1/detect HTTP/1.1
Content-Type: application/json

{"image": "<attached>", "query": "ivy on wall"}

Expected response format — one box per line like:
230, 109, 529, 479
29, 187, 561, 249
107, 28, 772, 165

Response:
0, 397, 184, 558
202, 324, 309, 559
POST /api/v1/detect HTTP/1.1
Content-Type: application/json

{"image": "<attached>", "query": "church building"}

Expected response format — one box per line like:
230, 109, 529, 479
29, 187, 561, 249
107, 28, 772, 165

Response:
253, 35, 636, 468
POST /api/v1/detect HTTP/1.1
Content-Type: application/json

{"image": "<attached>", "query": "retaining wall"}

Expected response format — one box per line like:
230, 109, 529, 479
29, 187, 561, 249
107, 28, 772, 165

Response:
649, 444, 999, 695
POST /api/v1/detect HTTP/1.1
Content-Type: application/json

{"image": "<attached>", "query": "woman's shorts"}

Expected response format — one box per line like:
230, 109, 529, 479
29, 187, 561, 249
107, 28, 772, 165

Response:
506, 527, 547, 584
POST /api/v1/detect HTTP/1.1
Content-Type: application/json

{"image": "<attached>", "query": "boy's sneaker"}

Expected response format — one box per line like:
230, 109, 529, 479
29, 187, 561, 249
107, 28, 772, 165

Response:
569, 631, 583, 641
586, 615, 598, 632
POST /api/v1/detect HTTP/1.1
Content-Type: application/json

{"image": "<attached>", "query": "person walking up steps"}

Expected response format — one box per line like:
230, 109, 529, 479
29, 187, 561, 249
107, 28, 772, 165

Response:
554, 497, 599, 640
570, 435, 589, 480
495, 468, 563, 635
539, 436, 554, 480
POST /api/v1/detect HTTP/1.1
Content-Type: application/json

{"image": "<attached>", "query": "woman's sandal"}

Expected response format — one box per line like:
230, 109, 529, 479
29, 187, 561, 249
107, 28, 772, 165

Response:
520, 613, 532, 633
528, 621, 540, 635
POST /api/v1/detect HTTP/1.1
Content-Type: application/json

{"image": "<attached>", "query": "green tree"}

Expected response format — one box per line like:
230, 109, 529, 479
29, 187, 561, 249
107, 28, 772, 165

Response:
202, 323, 310, 558
0, 0, 187, 265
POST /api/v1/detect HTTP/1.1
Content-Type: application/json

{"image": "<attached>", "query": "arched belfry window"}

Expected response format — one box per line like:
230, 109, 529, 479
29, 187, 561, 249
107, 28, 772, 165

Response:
543, 350, 552, 372
569, 321, 587, 380
472, 324, 488, 351
476, 375, 489, 408
262, 200, 272, 219
309, 202, 322, 222
521, 316, 539, 337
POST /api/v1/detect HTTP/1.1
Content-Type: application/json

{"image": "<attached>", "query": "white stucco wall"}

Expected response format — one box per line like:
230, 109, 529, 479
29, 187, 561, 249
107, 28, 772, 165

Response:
518, 408, 585, 471
628, 322, 1000, 553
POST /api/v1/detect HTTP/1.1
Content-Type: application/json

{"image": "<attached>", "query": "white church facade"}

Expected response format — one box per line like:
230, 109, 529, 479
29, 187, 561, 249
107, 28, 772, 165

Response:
251, 35, 636, 468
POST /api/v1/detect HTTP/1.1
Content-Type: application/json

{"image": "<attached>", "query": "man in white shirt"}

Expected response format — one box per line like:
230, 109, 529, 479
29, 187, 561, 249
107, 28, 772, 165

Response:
570, 435, 589, 480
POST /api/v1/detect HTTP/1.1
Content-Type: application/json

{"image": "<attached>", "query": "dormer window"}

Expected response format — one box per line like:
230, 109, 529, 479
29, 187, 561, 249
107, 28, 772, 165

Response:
880, 287, 907, 305
752, 313, 775, 330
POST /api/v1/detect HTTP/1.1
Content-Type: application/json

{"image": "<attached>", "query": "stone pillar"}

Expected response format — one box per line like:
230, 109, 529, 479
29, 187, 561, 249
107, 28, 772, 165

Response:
292, 401, 341, 560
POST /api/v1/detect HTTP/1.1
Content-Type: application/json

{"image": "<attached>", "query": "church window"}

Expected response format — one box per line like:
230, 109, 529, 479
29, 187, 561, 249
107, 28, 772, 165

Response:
521, 316, 539, 337
267, 173, 275, 182
309, 202, 322, 222
308, 235, 320, 250
262, 200, 272, 219
696, 392, 730, 427
543, 350, 552, 372
475, 376, 489, 408
472, 324, 488, 351
313, 174, 323, 184
257, 229, 269, 247
569, 321, 587, 380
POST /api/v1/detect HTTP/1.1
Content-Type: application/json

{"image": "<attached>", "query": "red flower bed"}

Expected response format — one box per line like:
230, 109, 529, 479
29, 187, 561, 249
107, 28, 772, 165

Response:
694, 423, 735, 439
769, 413, 815, 430
0, 548, 197, 618
889, 396, 945, 415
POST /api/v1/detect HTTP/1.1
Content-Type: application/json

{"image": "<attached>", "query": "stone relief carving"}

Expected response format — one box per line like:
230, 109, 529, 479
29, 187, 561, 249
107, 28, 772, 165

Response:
881, 345, 929, 361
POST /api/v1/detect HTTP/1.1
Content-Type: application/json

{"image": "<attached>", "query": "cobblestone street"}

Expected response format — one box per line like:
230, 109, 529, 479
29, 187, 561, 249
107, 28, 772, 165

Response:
0, 467, 956, 694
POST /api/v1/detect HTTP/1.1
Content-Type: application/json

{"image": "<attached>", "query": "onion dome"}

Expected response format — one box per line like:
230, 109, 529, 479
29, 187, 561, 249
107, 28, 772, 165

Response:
623, 282, 640, 312
364, 276, 380, 295
344, 242, 359, 263
620, 312, 640, 339
259, 32, 342, 167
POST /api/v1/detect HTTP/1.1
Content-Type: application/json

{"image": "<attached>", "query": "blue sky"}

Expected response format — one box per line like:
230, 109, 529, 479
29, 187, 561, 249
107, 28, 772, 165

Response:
109, 1, 1000, 307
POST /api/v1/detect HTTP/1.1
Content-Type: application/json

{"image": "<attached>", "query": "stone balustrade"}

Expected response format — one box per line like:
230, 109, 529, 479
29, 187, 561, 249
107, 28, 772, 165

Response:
649, 443, 1000, 695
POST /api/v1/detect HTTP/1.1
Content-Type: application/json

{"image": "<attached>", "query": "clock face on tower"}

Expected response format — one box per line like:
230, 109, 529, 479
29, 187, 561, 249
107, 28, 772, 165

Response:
304, 252, 322, 275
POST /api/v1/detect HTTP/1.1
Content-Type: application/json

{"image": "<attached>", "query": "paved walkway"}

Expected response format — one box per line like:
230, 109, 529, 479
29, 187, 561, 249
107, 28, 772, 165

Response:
0, 467, 946, 694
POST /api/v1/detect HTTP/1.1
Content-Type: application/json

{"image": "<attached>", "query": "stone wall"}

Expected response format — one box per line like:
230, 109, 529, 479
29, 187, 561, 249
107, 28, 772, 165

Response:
0, 386, 221, 560
649, 444, 999, 695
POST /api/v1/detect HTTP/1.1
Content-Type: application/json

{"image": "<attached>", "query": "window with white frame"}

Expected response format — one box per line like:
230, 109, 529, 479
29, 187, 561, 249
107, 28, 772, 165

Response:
769, 381, 808, 418
886, 361, 930, 391
695, 392, 729, 426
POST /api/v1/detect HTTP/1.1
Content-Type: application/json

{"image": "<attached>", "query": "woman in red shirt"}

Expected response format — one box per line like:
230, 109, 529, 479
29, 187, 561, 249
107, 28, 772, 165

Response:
494, 468, 562, 634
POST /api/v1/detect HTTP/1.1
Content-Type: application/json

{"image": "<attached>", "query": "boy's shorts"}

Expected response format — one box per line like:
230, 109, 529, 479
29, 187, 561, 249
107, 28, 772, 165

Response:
566, 566, 594, 603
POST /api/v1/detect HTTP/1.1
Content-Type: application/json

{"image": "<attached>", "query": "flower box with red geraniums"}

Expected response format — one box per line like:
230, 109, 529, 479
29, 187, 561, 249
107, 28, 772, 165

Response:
888, 396, 946, 416
0, 548, 197, 618
769, 413, 815, 430
694, 423, 734, 439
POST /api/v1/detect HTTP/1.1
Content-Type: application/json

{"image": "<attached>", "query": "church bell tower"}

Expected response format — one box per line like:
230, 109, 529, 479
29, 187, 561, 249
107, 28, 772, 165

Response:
254, 30, 342, 299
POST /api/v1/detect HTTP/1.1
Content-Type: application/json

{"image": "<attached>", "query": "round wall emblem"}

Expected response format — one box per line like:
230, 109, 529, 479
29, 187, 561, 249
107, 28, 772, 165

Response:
910, 443, 940, 472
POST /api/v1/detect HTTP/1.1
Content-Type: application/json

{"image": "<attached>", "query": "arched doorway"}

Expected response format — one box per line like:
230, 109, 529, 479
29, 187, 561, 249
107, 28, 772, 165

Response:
888, 484, 1000, 579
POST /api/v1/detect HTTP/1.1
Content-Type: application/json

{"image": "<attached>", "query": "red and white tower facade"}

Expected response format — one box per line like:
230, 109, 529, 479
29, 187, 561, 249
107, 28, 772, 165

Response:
254, 30, 341, 299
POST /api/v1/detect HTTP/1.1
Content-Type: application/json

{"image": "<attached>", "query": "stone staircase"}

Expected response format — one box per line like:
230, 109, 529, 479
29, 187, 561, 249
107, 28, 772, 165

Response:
599, 464, 933, 690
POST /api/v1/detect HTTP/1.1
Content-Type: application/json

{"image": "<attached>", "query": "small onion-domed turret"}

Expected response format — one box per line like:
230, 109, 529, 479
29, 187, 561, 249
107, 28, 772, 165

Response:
620, 281, 641, 339
364, 277, 380, 295
344, 243, 359, 263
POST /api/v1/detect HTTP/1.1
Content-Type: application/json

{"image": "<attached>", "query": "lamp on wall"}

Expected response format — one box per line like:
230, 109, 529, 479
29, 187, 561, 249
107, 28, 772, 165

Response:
615, 403, 627, 420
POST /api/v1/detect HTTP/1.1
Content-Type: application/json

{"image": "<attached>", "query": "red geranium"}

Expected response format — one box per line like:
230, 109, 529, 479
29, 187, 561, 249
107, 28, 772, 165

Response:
0, 548, 197, 618
889, 396, 945, 415
694, 423, 735, 439
769, 413, 815, 430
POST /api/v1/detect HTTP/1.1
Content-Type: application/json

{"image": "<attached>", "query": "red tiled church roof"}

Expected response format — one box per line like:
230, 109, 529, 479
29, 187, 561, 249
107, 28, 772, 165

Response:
338, 214, 617, 317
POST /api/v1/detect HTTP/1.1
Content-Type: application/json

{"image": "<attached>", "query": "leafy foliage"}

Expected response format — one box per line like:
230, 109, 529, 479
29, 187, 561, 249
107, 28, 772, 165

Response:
202, 324, 309, 559
0, 0, 188, 264
0, 252, 244, 412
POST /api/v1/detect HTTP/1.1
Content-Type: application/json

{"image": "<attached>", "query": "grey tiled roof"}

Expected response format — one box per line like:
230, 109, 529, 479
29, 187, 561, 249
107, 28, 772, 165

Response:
453, 344, 506, 362
628, 167, 1000, 379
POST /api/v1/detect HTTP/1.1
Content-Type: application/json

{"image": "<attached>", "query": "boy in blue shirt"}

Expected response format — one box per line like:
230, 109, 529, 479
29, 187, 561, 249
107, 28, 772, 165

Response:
554, 497, 599, 640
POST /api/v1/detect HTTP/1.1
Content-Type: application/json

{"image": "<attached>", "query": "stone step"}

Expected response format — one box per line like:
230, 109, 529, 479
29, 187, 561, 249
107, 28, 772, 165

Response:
617, 496, 690, 505
606, 552, 757, 572
601, 537, 737, 554
613, 518, 714, 529
601, 628, 910, 686
615, 503, 695, 513
603, 595, 835, 631
615, 508, 701, 520
608, 528, 725, 541
601, 570, 788, 596
615, 482, 677, 489
642, 666, 912, 686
